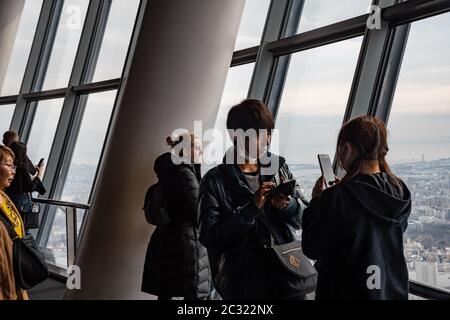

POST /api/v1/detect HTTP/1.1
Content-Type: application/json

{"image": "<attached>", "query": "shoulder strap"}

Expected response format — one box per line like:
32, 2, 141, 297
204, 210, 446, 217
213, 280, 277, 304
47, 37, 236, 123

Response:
0, 210, 19, 240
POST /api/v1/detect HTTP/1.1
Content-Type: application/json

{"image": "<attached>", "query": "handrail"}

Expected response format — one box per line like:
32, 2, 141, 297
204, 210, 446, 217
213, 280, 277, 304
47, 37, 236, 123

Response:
409, 280, 450, 300
33, 198, 89, 270
32, 198, 90, 210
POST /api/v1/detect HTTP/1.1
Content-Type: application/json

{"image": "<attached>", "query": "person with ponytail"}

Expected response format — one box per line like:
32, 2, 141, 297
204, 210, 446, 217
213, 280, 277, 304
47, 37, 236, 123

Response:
141, 132, 210, 300
301, 116, 411, 300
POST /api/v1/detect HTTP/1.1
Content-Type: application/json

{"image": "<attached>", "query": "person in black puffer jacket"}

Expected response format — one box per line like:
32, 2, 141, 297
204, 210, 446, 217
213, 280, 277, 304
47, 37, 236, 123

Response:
141, 133, 210, 300
199, 99, 309, 300
302, 116, 412, 300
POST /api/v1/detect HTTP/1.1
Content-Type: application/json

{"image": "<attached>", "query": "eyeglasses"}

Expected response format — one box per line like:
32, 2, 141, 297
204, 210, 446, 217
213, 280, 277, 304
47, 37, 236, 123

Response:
1, 163, 17, 171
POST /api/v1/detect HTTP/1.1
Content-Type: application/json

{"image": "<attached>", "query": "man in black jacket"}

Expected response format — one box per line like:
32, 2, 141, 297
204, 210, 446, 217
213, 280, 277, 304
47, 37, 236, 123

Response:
198, 99, 308, 299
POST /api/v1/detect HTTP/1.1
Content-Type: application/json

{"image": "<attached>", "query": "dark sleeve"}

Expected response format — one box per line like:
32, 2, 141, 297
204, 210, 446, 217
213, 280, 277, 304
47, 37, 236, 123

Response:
25, 155, 37, 176
301, 189, 337, 260
198, 173, 259, 253
172, 166, 200, 225
19, 168, 46, 195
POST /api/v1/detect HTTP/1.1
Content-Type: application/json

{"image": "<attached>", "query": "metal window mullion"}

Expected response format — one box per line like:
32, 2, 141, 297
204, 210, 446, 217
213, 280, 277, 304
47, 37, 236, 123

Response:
247, 0, 304, 117
371, 24, 410, 124
9, 0, 64, 141
37, 0, 112, 247
343, 0, 400, 122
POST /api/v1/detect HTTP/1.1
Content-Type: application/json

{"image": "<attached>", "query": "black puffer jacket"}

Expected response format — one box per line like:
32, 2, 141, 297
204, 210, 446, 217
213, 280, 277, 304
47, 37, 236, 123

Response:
302, 173, 411, 300
199, 150, 307, 299
141, 153, 210, 299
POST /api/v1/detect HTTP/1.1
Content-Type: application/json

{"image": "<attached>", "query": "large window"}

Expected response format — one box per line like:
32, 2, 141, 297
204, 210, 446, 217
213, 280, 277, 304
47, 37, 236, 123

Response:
92, 0, 141, 82
274, 37, 363, 200
0, 105, 15, 134
42, 0, 89, 90
46, 90, 118, 268
27, 99, 64, 164
297, 0, 371, 34
388, 13, 450, 292
234, 0, 271, 51
0, 0, 42, 96
60, 91, 117, 205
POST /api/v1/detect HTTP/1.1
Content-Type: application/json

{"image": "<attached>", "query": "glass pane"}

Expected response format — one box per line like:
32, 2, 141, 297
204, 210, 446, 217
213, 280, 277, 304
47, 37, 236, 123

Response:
387, 13, 450, 292
42, 0, 89, 90
0, 0, 42, 96
45, 91, 117, 268
234, 0, 271, 51
0, 104, 15, 134
274, 37, 363, 201
27, 99, 64, 164
297, 0, 371, 34
92, 0, 140, 82
203, 63, 254, 171
60, 90, 117, 205
45, 207, 67, 268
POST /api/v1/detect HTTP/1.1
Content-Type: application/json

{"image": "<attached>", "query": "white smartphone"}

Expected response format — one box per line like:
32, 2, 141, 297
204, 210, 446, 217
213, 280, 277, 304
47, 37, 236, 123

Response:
318, 154, 336, 188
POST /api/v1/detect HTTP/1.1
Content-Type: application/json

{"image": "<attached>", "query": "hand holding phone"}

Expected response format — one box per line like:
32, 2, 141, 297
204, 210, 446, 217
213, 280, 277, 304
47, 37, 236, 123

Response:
318, 154, 336, 188
266, 179, 296, 198
37, 158, 45, 167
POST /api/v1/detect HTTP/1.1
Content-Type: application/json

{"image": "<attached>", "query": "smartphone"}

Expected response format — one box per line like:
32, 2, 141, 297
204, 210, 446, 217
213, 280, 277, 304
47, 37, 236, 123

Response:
267, 179, 296, 197
318, 154, 336, 188
38, 158, 45, 167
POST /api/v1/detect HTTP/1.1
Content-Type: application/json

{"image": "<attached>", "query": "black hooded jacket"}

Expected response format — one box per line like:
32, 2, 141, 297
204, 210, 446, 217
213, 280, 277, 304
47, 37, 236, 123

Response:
141, 153, 210, 299
301, 172, 411, 300
198, 151, 307, 299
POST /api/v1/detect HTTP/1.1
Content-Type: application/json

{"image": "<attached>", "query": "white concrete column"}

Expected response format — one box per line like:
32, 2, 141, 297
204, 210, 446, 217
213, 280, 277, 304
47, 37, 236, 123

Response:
65, 0, 245, 299
0, 0, 25, 92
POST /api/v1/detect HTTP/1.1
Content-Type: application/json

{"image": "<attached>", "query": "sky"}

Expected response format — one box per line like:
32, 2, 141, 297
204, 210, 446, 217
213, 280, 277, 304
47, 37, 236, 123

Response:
0, 0, 449, 167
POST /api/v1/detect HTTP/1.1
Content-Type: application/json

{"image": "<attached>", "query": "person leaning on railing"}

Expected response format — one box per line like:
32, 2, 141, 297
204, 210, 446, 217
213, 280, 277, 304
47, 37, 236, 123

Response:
0, 145, 28, 300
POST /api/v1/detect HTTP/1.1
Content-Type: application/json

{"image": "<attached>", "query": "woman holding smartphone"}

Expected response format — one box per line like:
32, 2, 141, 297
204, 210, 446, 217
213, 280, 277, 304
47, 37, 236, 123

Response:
301, 116, 411, 300
5, 142, 46, 233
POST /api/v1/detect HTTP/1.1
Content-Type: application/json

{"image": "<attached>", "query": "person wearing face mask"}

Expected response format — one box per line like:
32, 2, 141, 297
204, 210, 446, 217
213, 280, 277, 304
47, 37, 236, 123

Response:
301, 116, 411, 300
199, 99, 309, 300
141, 132, 210, 300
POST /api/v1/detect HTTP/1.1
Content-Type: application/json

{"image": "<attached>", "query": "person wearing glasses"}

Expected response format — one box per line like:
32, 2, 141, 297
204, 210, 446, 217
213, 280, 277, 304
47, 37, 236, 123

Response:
5, 142, 46, 233
0, 145, 28, 300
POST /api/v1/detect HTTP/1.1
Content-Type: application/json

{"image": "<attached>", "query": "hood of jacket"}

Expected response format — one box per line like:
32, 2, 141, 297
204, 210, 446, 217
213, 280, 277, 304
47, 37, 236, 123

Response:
342, 173, 411, 227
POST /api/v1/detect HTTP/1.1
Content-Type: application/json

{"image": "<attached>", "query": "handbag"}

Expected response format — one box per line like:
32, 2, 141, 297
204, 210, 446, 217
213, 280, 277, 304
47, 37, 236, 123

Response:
0, 212, 49, 290
18, 169, 41, 230
261, 216, 318, 295
21, 198, 40, 230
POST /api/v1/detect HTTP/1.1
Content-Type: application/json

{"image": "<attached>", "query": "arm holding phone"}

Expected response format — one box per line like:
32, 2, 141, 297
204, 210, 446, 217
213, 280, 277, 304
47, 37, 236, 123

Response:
35, 158, 45, 180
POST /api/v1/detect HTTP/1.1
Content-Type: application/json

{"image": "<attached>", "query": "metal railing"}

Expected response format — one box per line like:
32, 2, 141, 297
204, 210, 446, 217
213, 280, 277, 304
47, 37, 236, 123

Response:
33, 198, 89, 274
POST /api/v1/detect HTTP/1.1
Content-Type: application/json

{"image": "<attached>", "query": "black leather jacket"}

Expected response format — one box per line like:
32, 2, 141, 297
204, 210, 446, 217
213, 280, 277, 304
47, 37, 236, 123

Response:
198, 151, 307, 299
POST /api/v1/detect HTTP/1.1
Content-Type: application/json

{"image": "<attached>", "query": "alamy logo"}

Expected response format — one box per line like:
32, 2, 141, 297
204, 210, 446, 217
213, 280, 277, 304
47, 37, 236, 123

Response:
367, 5, 382, 30
67, 265, 81, 290
66, 5, 82, 30
366, 265, 381, 290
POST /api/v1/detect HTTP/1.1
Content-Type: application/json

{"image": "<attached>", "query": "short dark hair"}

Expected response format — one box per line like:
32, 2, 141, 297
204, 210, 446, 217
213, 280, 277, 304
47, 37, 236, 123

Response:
3, 131, 19, 147
226, 99, 275, 133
